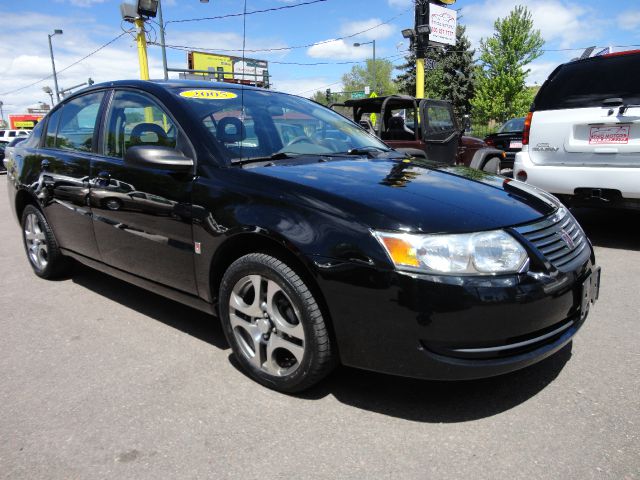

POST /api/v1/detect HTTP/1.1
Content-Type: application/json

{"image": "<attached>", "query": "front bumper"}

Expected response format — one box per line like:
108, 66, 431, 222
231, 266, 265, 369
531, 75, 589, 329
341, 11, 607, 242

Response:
312, 253, 598, 381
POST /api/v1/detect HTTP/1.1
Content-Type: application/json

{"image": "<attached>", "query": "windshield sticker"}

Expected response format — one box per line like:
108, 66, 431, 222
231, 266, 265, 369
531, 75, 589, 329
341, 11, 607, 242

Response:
180, 89, 238, 100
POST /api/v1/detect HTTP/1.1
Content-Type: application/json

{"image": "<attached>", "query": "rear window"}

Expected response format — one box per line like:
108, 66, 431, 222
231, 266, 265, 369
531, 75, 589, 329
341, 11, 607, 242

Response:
534, 53, 640, 111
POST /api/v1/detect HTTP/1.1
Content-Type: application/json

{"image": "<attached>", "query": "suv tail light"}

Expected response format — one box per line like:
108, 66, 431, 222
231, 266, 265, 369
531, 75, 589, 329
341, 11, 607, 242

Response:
522, 112, 533, 145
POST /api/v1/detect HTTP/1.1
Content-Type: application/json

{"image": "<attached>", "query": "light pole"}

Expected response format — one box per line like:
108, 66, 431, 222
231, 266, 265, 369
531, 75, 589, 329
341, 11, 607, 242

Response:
157, 0, 168, 80
42, 86, 54, 107
354, 40, 376, 94
47, 29, 63, 103
0, 100, 4, 126
157, 0, 209, 81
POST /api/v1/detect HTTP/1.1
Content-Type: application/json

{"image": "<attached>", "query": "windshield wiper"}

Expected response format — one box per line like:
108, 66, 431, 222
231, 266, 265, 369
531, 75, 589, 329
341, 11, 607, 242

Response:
324, 146, 393, 158
233, 152, 301, 165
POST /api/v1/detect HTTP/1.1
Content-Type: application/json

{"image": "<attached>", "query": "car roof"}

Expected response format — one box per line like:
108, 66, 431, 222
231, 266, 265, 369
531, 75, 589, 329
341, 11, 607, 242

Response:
60, 79, 275, 102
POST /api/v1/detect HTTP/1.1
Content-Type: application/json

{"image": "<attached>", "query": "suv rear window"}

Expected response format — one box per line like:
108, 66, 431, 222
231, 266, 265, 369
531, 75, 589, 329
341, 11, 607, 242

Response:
534, 52, 640, 111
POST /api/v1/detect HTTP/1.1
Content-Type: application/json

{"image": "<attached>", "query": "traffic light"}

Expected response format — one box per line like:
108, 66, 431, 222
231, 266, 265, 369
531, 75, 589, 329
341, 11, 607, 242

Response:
326, 89, 331, 102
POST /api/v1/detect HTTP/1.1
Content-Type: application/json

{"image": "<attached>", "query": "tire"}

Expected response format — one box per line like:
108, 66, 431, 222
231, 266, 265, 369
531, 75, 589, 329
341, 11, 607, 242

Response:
104, 198, 122, 211
21, 204, 72, 279
482, 157, 501, 174
219, 253, 336, 393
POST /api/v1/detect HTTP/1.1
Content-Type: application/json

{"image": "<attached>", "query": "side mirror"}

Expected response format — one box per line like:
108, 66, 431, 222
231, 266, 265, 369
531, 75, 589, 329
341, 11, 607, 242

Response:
462, 115, 471, 132
124, 145, 194, 172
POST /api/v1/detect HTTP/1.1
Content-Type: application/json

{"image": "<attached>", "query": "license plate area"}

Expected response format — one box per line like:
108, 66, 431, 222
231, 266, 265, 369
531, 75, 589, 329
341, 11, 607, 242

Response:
509, 140, 523, 149
589, 125, 630, 145
580, 267, 601, 320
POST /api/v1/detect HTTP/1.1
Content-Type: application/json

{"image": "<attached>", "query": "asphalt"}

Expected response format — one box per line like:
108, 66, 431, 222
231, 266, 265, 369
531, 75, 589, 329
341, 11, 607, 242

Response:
0, 177, 638, 480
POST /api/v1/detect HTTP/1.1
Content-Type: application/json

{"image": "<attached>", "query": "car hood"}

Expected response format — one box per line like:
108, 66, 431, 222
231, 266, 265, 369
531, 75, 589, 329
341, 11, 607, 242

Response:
248, 158, 556, 233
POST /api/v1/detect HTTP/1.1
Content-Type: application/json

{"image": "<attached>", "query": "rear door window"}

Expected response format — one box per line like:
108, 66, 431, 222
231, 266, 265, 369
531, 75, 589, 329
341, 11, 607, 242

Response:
534, 53, 640, 111
55, 92, 105, 152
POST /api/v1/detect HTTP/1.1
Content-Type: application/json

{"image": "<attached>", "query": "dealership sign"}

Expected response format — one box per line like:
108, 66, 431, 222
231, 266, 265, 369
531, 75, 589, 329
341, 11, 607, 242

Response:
429, 3, 457, 46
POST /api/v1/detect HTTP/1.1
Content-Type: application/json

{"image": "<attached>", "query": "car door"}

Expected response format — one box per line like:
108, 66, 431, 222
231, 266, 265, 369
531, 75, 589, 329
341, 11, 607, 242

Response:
419, 100, 460, 164
90, 88, 197, 294
34, 91, 106, 259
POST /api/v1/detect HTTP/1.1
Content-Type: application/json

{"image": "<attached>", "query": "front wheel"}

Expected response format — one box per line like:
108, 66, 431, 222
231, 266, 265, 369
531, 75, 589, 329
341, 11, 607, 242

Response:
219, 253, 336, 393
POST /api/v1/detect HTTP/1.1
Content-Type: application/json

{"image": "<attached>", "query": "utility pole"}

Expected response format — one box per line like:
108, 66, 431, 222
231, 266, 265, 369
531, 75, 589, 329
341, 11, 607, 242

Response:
47, 29, 63, 103
135, 17, 150, 80
157, 0, 169, 80
414, 1, 429, 99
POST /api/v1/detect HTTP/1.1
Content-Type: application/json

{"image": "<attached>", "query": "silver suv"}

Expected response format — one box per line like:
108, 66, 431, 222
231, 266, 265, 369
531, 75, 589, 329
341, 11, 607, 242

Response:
514, 50, 640, 210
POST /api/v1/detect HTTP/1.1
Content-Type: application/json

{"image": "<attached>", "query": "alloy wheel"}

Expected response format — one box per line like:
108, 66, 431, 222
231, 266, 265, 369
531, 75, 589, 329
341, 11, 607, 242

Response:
24, 212, 48, 270
229, 274, 305, 376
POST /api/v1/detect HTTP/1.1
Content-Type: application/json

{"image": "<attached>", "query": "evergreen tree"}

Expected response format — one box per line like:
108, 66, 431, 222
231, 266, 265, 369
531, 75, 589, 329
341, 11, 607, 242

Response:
471, 6, 544, 124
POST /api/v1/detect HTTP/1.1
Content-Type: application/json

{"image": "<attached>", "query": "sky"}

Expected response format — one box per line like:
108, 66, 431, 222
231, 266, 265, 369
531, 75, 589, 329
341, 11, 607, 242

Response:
1, 0, 639, 116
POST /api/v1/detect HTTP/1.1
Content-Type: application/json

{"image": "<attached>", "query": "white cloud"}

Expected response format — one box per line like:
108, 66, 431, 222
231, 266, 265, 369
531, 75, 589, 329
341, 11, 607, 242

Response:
338, 18, 396, 41
462, 0, 597, 49
617, 10, 640, 31
0, 10, 162, 116
307, 39, 369, 60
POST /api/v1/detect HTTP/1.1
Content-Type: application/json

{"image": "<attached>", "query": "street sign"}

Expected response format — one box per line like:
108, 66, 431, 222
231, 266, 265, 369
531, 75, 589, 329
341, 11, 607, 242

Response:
351, 91, 366, 99
429, 3, 457, 47
425, 58, 438, 70
364, 86, 370, 95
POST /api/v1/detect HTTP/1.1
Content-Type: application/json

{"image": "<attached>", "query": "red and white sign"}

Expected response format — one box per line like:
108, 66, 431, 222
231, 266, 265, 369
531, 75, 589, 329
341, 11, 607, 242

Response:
429, 4, 457, 46
589, 125, 630, 145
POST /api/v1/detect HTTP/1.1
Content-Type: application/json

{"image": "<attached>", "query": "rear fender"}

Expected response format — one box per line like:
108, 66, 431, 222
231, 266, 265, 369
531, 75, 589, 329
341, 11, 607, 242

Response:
469, 147, 504, 170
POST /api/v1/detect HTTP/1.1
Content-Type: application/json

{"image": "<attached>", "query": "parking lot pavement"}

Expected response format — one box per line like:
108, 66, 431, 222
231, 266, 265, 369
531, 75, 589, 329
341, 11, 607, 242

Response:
0, 176, 638, 480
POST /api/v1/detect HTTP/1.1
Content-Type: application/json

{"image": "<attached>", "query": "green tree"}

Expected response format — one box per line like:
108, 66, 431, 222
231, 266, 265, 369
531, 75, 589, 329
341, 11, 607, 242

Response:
311, 90, 330, 105
341, 58, 398, 96
471, 5, 544, 124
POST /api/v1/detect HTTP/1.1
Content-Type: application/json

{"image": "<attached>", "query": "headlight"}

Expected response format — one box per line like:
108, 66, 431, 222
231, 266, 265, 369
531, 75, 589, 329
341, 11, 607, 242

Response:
373, 230, 529, 275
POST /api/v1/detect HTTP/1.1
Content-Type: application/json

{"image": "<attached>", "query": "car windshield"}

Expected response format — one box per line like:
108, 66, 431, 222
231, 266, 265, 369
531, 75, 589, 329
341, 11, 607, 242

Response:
175, 87, 392, 162
498, 117, 525, 133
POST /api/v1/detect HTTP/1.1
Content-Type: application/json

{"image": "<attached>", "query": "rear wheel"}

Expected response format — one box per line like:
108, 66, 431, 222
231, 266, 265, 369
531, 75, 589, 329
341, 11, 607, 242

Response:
219, 253, 336, 393
482, 156, 501, 174
21, 205, 72, 279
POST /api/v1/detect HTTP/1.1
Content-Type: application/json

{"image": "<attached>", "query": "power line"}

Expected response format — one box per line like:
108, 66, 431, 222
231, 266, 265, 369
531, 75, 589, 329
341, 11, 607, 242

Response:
159, 7, 412, 54
0, 32, 127, 96
166, 0, 329, 25
294, 80, 343, 96
154, 42, 409, 66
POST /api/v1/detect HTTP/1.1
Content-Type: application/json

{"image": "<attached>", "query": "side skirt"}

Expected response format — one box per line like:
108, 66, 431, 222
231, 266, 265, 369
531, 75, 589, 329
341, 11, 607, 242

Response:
61, 248, 216, 316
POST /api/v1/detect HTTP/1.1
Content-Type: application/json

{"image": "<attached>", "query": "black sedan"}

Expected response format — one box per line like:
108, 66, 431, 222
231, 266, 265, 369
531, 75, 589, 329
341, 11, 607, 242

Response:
485, 117, 526, 174
6, 80, 600, 392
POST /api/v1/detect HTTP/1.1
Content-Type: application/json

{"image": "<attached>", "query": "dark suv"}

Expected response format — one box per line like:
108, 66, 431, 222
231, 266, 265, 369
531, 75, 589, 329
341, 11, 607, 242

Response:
7, 80, 600, 392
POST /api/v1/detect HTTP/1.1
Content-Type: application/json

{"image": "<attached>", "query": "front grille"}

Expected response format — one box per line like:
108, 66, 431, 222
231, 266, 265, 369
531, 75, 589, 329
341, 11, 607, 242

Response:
514, 208, 588, 269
